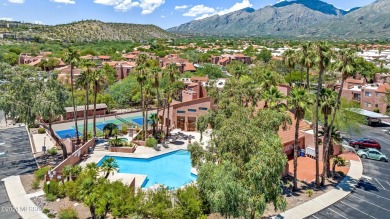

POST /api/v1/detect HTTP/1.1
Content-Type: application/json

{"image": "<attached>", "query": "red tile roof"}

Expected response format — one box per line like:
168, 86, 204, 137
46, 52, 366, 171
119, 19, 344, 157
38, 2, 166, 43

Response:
184, 63, 196, 72
377, 83, 390, 93
345, 78, 365, 84
278, 112, 311, 145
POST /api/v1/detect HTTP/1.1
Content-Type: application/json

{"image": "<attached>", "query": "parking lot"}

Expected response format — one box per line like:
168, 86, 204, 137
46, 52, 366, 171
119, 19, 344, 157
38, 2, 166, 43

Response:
0, 126, 37, 219
307, 124, 390, 219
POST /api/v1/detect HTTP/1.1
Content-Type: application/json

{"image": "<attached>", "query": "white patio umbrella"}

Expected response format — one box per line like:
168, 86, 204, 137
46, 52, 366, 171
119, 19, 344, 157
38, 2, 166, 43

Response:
170, 128, 182, 135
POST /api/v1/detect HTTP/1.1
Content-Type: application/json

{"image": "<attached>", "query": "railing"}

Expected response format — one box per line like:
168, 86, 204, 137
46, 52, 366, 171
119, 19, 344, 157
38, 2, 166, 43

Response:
115, 114, 137, 127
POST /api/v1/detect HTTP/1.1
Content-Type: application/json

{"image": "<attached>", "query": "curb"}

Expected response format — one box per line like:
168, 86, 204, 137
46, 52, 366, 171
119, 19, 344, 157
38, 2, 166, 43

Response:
278, 155, 363, 219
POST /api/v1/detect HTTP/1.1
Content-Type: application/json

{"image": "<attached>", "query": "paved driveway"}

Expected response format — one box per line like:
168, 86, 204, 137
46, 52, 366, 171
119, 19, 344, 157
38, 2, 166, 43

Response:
0, 126, 37, 219
307, 124, 390, 219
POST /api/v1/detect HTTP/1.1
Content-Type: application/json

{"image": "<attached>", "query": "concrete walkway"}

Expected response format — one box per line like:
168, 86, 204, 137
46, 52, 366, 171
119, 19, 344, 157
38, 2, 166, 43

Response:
2, 176, 48, 219
280, 159, 363, 219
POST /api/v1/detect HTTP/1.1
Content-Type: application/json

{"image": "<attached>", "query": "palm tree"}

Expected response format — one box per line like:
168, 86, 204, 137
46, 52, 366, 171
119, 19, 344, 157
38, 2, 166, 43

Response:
150, 113, 159, 136
90, 68, 106, 137
78, 60, 96, 143
165, 63, 179, 136
62, 165, 72, 181
262, 86, 284, 109
282, 49, 296, 87
101, 157, 119, 178
298, 42, 315, 89
331, 156, 346, 177
313, 42, 331, 187
136, 54, 148, 141
151, 67, 161, 130
321, 49, 356, 186
288, 86, 312, 191
64, 48, 81, 143
319, 125, 342, 177
143, 82, 153, 134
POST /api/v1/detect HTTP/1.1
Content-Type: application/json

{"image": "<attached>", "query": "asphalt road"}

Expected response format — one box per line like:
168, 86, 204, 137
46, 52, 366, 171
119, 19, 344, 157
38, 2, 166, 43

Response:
0, 126, 37, 219
307, 124, 390, 219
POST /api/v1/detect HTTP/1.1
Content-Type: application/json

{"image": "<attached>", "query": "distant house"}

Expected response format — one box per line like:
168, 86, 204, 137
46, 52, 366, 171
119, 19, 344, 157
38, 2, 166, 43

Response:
56, 66, 82, 85
159, 54, 197, 73
103, 61, 136, 80
211, 53, 251, 66
341, 78, 390, 114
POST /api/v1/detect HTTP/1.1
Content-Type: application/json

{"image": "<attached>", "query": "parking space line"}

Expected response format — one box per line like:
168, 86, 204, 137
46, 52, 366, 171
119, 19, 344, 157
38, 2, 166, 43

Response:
340, 201, 377, 219
374, 178, 387, 190
354, 188, 390, 201
349, 194, 390, 212
362, 175, 372, 180
328, 208, 348, 219
311, 214, 319, 219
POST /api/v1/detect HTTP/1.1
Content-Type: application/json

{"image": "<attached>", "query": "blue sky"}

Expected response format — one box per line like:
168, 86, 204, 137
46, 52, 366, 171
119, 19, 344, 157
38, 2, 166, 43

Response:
0, 0, 376, 29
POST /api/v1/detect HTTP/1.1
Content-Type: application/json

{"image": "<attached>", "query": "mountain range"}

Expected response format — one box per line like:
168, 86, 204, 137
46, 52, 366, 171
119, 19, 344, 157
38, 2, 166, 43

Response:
168, 0, 390, 39
1, 20, 174, 42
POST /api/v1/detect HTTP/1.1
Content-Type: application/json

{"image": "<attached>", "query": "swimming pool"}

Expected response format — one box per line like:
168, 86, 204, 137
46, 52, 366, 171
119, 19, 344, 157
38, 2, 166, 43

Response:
97, 150, 197, 189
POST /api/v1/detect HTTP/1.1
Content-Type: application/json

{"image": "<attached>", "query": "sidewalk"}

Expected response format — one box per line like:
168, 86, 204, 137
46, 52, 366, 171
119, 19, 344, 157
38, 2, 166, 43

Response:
279, 158, 363, 219
2, 176, 48, 219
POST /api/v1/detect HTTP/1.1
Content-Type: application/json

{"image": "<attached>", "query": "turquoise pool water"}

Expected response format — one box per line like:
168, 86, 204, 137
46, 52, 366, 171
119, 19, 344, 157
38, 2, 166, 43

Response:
97, 150, 197, 189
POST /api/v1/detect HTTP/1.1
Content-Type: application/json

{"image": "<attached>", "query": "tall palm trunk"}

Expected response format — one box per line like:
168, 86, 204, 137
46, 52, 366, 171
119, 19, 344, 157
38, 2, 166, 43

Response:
314, 66, 324, 188
166, 102, 170, 137
145, 98, 149, 134
156, 86, 160, 131
85, 85, 89, 142
93, 80, 98, 137
83, 97, 87, 144
70, 64, 80, 144
320, 114, 329, 186
160, 99, 166, 134
322, 77, 346, 185
293, 115, 300, 191
306, 67, 310, 89
140, 83, 145, 141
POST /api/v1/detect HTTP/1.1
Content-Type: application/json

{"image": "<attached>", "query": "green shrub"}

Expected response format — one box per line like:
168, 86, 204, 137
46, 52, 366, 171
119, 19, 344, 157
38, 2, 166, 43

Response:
31, 179, 40, 189
373, 108, 380, 113
64, 181, 79, 201
146, 137, 158, 147
109, 138, 124, 147
38, 128, 46, 134
47, 147, 58, 155
58, 207, 78, 219
306, 189, 314, 198
44, 180, 61, 197
122, 124, 128, 134
42, 208, 50, 214
337, 171, 345, 177
47, 213, 56, 218
34, 166, 50, 181
45, 193, 57, 202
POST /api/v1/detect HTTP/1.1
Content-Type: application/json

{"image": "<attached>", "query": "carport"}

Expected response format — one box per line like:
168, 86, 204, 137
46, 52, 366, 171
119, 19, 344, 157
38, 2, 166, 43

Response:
348, 108, 390, 125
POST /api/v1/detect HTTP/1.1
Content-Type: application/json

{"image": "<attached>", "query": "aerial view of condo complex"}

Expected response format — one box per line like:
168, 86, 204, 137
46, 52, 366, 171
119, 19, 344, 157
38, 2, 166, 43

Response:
1, 0, 390, 218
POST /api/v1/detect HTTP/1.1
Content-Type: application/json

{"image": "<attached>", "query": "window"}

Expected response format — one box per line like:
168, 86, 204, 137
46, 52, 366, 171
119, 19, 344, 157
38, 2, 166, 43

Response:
365, 91, 372, 97
375, 104, 379, 108
366, 103, 372, 107
376, 93, 380, 97
188, 109, 197, 112
177, 110, 185, 114
199, 107, 208, 111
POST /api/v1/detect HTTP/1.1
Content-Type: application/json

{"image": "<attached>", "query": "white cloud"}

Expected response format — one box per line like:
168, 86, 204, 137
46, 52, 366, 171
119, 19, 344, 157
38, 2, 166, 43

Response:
33, 21, 43, 24
0, 17, 13, 21
217, 0, 252, 16
183, 4, 215, 17
186, 0, 252, 20
8, 0, 24, 3
174, 5, 188, 10
161, 15, 165, 18
94, 0, 164, 14
50, 0, 76, 4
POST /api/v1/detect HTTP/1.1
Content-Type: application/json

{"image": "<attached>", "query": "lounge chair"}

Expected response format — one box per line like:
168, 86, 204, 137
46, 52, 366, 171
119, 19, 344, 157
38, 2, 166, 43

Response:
154, 144, 161, 151
162, 142, 169, 148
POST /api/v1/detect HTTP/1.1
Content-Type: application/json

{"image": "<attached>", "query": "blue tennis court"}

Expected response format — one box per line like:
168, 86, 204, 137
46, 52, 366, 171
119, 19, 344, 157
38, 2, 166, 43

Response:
131, 118, 144, 126
56, 129, 82, 139
96, 123, 108, 131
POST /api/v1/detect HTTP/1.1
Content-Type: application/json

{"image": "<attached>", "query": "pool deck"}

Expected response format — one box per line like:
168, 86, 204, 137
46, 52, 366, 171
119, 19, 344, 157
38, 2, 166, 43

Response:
80, 130, 211, 189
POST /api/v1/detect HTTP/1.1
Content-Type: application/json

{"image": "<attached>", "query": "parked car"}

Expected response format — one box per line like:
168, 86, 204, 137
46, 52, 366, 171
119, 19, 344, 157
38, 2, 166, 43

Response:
357, 148, 388, 162
348, 137, 373, 144
349, 139, 381, 150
